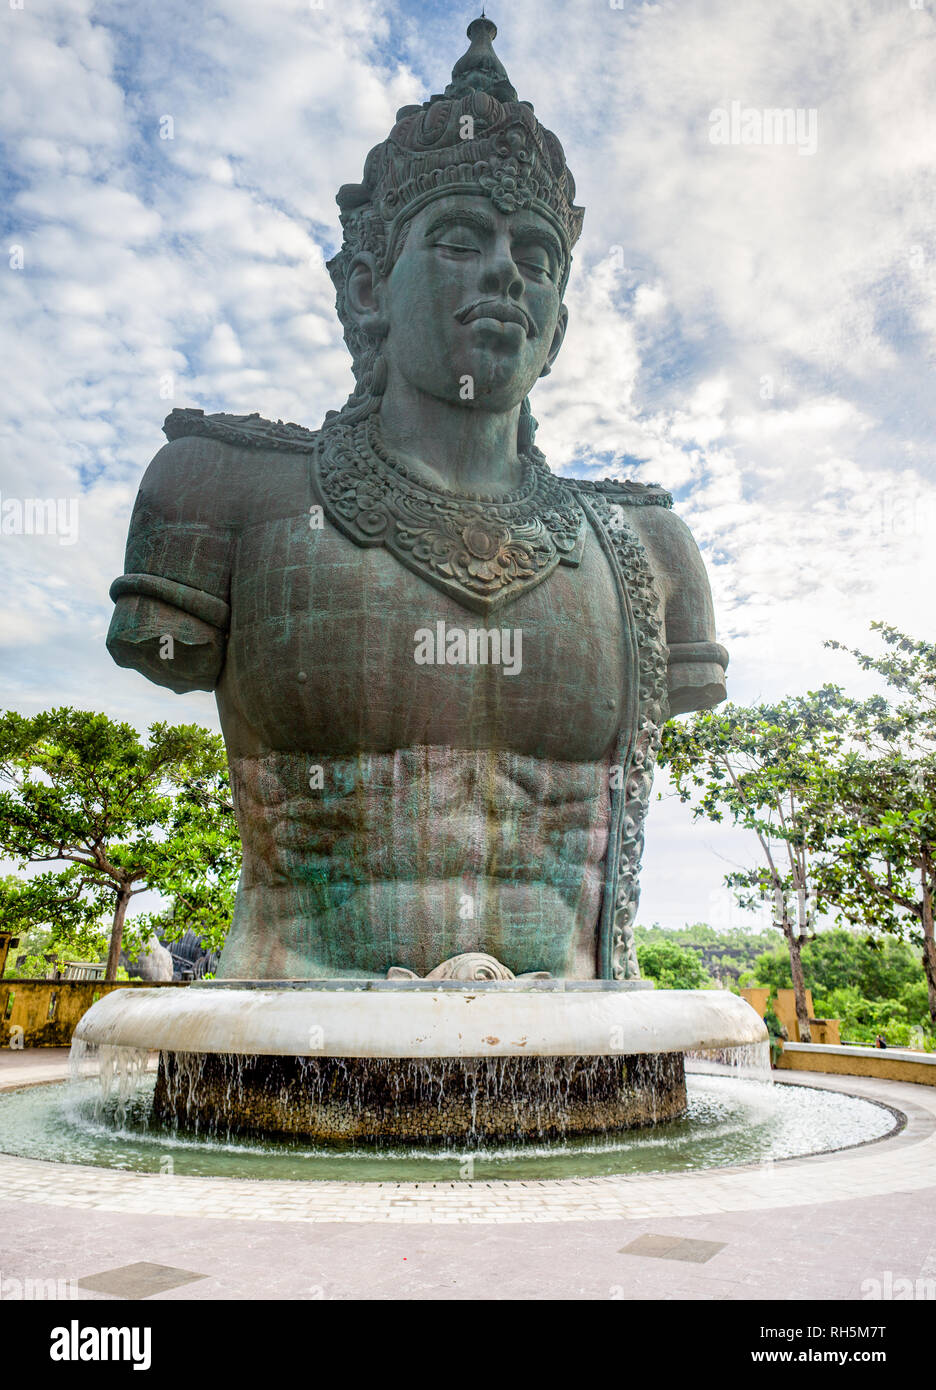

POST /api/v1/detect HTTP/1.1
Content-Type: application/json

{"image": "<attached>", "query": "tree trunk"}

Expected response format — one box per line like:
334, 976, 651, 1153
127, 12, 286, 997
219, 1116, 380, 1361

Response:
785, 920, 812, 1043
921, 866, 936, 1027
105, 885, 132, 983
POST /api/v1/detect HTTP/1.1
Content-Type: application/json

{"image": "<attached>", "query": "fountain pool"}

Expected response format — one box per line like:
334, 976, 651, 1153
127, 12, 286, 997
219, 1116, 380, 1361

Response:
0, 1053, 900, 1184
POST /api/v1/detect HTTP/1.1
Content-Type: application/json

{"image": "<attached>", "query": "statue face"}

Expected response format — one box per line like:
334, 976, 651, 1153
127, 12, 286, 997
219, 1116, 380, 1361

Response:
355, 194, 568, 413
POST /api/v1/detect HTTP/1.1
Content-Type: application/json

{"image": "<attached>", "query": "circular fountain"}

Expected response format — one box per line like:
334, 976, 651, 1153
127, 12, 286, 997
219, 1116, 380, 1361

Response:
72, 977, 767, 1142
0, 1032, 900, 1186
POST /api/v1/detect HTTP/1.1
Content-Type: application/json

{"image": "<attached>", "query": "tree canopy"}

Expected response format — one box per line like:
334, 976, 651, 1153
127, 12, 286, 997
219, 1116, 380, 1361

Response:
657, 687, 849, 1039
0, 709, 241, 979
635, 937, 714, 990
804, 624, 936, 1021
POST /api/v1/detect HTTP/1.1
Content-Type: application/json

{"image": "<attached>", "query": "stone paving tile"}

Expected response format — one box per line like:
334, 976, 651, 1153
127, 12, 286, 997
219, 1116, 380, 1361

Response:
619, 1233, 727, 1263
78, 1261, 209, 1299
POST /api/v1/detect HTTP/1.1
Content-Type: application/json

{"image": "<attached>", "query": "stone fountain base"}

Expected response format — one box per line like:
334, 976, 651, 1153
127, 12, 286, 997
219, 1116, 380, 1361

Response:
74, 979, 766, 1143
151, 1050, 688, 1142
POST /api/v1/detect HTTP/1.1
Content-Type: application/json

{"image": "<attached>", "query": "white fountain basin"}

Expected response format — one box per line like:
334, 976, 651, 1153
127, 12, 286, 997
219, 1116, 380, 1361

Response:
74, 981, 766, 1058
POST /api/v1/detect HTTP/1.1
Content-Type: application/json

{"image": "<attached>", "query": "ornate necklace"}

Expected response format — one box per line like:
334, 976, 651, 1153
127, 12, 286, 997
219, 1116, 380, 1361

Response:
313, 413, 586, 614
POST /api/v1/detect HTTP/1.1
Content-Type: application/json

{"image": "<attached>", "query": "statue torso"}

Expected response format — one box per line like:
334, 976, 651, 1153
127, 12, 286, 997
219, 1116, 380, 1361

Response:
109, 411, 707, 982
216, 472, 633, 978
221, 512, 626, 760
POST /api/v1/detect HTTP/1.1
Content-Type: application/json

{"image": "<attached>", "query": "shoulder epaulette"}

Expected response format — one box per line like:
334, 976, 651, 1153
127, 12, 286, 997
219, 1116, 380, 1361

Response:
162, 408, 319, 453
567, 476, 673, 509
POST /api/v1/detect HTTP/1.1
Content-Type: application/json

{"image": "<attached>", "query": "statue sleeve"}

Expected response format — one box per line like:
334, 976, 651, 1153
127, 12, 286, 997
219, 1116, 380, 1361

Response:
106, 436, 234, 694
660, 513, 728, 715
635, 506, 728, 716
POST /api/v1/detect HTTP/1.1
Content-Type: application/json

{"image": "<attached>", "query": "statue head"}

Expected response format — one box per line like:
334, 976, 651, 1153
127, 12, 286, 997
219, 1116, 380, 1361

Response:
325, 17, 584, 447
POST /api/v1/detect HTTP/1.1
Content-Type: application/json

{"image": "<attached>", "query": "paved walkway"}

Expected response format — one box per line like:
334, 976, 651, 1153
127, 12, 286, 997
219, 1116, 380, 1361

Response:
1, 1050, 934, 1299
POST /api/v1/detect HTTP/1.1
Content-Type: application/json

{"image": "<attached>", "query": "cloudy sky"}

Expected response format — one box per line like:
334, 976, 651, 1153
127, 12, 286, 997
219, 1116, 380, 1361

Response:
1, 0, 934, 933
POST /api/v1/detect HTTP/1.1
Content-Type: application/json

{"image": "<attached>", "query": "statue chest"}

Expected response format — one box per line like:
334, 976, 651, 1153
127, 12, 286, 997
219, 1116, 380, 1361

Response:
219, 513, 632, 762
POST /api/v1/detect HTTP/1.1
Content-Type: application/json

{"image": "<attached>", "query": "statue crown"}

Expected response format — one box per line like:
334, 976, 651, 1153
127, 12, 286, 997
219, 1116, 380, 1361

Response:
334, 16, 584, 270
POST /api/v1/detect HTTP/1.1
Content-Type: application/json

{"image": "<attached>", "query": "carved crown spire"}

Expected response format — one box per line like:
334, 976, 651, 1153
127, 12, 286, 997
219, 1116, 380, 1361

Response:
444, 16, 518, 103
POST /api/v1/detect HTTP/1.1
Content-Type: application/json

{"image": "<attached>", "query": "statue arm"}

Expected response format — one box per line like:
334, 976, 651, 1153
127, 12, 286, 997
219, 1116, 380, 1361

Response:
106, 435, 235, 694
636, 507, 728, 716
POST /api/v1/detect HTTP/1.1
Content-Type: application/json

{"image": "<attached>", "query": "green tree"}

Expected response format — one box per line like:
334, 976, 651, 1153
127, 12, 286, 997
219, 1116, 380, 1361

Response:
0, 709, 241, 980
0, 872, 112, 975
812, 987, 910, 1047
658, 688, 849, 1041
134, 871, 238, 962
636, 939, 713, 989
752, 929, 919, 994
808, 624, 936, 1024
751, 929, 933, 1046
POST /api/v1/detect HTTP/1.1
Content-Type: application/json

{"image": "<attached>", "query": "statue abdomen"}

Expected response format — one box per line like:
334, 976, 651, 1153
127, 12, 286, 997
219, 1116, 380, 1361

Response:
218, 746, 611, 979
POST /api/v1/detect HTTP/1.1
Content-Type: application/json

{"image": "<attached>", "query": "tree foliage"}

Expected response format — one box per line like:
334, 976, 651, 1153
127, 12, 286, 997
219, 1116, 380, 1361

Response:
751, 929, 923, 1001
634, 922, 776, 987
635, 938, 714, 990
658, 687, 849, 1040
0, 709, 241, 978
806, 624, 936, 1022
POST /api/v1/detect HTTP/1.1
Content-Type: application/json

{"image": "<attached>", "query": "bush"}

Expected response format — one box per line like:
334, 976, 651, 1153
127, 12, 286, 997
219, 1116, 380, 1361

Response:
636, 940, 714, 990
3, 924, 106, 979
812, 985, 914, 1047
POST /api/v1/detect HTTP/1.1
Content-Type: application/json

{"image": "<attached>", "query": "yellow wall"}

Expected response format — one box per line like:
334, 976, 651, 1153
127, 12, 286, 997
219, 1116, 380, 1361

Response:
741, 987, 770, 1018
0, 979, 187, 1048
741, 987, 840, 1044
773, 988, 813, 1040
777, 1045, 936, 1087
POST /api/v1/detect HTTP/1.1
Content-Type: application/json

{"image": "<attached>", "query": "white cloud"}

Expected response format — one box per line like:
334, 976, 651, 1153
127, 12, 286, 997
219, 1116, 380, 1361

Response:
201, 323, 244, 369
0, 0, 933, 934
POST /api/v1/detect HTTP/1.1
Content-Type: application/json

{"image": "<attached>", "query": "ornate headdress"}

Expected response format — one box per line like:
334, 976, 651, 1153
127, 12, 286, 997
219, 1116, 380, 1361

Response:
326, 17, 584, 431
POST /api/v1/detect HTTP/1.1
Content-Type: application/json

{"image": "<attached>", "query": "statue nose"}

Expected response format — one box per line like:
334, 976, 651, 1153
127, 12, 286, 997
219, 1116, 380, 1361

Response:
479, 252, 524, 300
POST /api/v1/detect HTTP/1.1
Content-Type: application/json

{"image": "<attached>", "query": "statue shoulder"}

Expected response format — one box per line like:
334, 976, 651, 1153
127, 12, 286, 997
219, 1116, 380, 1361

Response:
563, 469, 728, 707
558, 472, 712, 589
565, 474, 674, 509
162, 408, 320, 453
136, 409, 319, 527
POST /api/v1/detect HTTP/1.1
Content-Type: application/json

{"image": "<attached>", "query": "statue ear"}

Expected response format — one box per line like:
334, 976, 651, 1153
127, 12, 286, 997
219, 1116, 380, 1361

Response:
345, 253, 388, 337
540, 304, 568, 378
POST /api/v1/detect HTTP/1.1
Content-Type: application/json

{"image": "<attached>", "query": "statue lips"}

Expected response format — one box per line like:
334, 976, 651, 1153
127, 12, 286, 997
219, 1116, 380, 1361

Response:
454, 298, 536, 342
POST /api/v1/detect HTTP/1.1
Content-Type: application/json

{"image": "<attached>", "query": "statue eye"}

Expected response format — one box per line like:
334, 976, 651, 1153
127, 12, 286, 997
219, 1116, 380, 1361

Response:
424, 214, 491, 255
514, 247, 553, 279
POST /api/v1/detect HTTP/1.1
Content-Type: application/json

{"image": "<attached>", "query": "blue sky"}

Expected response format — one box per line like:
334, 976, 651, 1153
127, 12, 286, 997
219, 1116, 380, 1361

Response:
1, 0, 935, 933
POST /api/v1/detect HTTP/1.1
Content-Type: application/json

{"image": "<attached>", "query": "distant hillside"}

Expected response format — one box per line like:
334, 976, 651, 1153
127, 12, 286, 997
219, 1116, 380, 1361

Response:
634, 923, 780, 988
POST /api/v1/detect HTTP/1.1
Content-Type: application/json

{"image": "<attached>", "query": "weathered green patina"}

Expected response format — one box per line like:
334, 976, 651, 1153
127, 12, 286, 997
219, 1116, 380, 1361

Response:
107, 18, 727, 982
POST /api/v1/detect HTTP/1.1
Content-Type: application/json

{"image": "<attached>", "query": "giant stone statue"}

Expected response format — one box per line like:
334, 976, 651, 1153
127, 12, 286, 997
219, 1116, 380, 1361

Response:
107, 18, 727, 986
